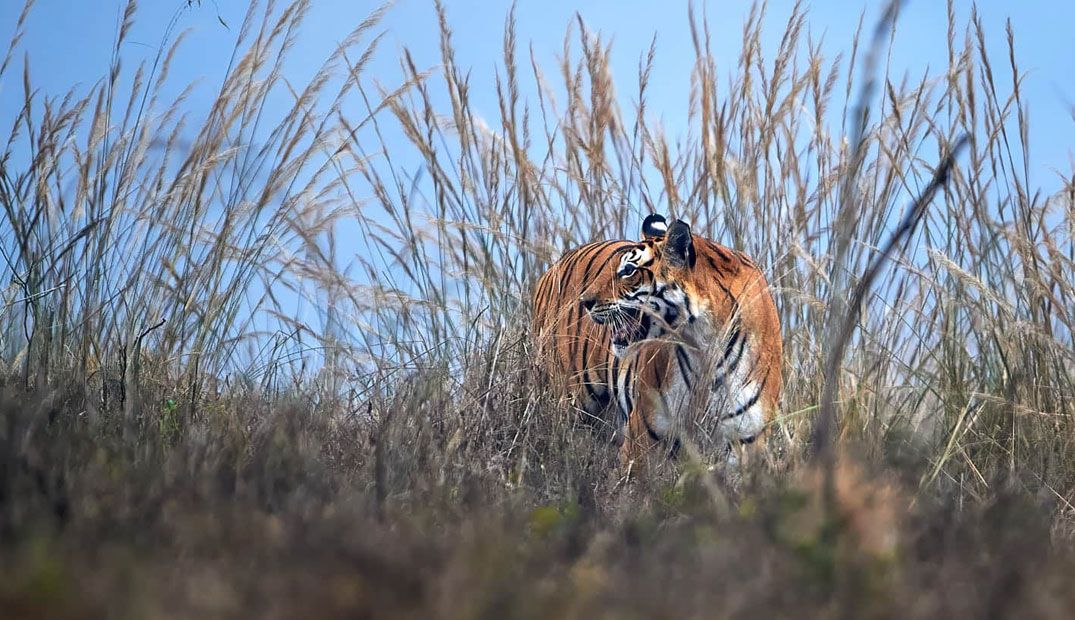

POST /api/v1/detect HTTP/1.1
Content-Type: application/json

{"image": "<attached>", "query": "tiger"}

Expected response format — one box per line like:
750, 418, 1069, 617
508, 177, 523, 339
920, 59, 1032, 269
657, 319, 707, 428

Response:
531, 217, 675, 439
580, 215, 783, 469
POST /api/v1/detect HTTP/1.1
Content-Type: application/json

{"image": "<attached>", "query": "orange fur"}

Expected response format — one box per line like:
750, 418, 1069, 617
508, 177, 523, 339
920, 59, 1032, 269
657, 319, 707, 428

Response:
582, 218, 782, 469
531, 240, 640, 431
532, 216, 782, 471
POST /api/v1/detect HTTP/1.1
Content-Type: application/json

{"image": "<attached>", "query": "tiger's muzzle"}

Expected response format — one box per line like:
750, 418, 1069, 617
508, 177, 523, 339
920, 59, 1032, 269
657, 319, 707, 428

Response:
581, 298, 652, 357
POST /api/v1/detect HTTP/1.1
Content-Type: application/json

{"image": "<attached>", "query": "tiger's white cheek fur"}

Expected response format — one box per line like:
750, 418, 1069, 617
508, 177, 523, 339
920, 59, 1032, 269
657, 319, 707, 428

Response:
652, 283, 687, 313
617, 247, 655, 277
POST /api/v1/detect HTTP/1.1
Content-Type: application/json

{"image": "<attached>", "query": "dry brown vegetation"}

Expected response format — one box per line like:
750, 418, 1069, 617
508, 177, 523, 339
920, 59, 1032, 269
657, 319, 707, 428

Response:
3, 0, 1075, 617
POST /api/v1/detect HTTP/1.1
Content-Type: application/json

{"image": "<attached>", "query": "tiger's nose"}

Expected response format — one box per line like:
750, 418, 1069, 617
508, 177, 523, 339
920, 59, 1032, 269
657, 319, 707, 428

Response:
580, 297, 597, 311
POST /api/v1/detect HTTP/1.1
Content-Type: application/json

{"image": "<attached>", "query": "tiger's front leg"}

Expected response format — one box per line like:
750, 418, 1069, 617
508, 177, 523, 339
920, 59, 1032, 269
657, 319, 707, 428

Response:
618, 407, 662, 476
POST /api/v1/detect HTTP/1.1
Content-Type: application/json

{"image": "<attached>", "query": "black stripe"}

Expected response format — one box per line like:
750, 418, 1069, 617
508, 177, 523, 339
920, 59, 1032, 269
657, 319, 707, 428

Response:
713, 328, 745, 389
706, 240, 732, 262
581, 242, 622, 281
713, 276, 736, 304
723, 329, 740, 360
561, 244, 595, 365
662, 306, 679, 327
721, 372, 768, 421
580, 239, 614, 272
612, 243, 649, 278
533, 278, 548, 308
567, 243, 622, 365
726, 329, 746, 366
739, 435, 757, 445
634, 242, 657, 268
556, 245, 589, 296
625, 285, 654, 301
675, 346, 693, 389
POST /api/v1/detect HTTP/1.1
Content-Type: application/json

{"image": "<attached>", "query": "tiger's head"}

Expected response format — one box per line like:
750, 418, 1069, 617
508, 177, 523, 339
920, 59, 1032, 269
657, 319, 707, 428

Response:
581, 214, 700, 357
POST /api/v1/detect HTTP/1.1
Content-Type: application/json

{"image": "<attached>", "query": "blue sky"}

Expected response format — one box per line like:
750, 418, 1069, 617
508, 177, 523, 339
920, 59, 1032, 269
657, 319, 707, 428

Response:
3, 0, 1073, 191
3, 0, 1075, 370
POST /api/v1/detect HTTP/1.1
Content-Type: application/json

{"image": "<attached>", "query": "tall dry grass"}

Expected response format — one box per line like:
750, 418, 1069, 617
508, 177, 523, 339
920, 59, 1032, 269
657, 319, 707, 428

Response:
3, 0, 1075, 616
340, 0, 1075, 501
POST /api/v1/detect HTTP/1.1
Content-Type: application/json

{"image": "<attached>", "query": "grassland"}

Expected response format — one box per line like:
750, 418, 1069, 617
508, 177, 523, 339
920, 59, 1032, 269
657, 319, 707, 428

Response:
2, 0, 1075, 617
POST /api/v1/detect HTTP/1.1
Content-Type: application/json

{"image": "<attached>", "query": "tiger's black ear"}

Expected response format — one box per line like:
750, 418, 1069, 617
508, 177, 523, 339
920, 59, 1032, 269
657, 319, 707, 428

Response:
641, 214, 668, 240
665, 220, 695, 269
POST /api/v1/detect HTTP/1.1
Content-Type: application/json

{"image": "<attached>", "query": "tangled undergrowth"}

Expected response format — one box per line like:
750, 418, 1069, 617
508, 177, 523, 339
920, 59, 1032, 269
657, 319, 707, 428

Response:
2, 381, 1074, 619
